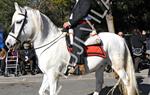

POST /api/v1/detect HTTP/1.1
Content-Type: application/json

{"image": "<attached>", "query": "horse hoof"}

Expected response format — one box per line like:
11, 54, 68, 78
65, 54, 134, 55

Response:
88, 92, 94, 95
88, 92, 100, 95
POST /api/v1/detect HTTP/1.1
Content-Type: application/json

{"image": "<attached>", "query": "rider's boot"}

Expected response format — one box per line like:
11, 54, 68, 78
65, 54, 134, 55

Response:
78, 64, 85, 75
64, 64, 76, 76
64, 63, 86, 75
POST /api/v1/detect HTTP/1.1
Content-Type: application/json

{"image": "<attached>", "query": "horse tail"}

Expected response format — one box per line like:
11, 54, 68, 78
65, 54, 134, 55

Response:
109, 38, 139, 95
123, 43, 139, 95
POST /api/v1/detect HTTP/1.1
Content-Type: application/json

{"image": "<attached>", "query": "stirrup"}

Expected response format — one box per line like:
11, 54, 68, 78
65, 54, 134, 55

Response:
64, 64, 76, 76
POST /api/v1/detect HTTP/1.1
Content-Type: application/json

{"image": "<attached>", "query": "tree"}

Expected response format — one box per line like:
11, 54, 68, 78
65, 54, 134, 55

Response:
33, 0, 71, 26
0, 0, 32, 33
0, 0, 71, 33
112, 0, 150, 33
1, 0, 150, 34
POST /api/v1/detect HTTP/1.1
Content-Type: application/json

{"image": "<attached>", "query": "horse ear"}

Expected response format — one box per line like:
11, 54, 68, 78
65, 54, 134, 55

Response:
14, 2, 22, 13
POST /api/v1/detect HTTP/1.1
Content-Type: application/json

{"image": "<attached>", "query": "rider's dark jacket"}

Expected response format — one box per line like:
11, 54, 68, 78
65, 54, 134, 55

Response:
69, 0, 92, 27
68, 0, 94, 64
69, 0, 106, 27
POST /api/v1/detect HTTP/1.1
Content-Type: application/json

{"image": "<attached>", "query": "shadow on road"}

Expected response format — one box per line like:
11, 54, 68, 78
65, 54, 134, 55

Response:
88, 76, 150, 95
100, 86, 122, 95
137, 76, 150, 95
88, 86, 122, 95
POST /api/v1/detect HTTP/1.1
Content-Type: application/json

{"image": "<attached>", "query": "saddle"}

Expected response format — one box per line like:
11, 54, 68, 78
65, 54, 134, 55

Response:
65, 34, 106, 75
66, 35, 106, 58
63, 27, 107, 74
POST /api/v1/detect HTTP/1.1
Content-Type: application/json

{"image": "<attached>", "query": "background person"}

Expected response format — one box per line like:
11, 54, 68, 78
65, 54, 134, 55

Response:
144, 34, 150, 77
0, 48, 6, 75
117, 31, 124, 37
0, 26, 6, 75
130, 28, 144, 72
19, 41, 37, 75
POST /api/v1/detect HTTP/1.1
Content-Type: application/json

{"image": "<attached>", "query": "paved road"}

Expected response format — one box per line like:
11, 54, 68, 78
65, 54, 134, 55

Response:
0, 70, 149, 95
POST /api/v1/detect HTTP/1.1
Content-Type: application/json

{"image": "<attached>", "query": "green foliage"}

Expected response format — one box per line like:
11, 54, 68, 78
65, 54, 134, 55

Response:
0, 0, 32, 32
0, 0, 70, 33
0, 0, 150, 34
112, 0, 150, 32
40, 0, 70, 26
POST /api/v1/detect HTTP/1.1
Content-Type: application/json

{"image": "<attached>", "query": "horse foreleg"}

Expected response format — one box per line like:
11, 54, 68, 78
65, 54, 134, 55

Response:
47, 70, 59, 95
93, 66, 104, 95
39, 74, 49, 95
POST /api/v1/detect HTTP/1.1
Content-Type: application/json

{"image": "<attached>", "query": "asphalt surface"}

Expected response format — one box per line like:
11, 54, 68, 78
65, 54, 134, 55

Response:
0, 69, 149, 95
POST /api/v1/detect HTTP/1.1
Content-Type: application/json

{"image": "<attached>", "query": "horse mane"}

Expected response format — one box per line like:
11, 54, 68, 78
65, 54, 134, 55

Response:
23, 6, 60, 41
22, 6, 61, 45
24, 6, 43, 33
24, 6, 59, 33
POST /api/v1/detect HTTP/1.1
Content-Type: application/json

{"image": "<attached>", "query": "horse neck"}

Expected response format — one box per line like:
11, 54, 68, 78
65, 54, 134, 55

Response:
33, 13, 62, 47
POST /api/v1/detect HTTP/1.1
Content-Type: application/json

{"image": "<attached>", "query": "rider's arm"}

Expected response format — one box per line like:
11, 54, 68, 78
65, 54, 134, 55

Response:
69, 0, 91, 27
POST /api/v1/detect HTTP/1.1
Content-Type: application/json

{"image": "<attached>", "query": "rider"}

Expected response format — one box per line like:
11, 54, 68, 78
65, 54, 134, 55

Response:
63, 0, 97, 75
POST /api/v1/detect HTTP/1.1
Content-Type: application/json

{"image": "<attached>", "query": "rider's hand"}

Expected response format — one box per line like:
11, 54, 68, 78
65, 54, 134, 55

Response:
63, 22, 71, 29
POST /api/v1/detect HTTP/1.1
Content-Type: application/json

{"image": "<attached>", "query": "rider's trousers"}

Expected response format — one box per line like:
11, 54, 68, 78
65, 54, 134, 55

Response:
70, 23, 91, 64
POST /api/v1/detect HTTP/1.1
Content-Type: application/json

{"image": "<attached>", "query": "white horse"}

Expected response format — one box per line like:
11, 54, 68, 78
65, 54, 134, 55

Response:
5, 3, 139, 95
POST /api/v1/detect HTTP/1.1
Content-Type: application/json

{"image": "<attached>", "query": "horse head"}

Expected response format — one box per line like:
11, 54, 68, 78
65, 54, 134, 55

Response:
5, 2, 42, 49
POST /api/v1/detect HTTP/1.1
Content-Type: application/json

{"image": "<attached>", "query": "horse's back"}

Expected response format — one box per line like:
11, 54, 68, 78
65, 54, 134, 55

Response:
98, 32, 126, 50
98, 32, 123, 42
98, 32, 128, 62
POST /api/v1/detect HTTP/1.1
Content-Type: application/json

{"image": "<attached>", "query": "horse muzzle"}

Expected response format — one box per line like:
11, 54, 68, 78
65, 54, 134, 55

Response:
5, 36, 17, 49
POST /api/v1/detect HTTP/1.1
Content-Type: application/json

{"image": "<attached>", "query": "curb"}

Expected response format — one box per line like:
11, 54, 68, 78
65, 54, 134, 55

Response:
0, 70, 149, 83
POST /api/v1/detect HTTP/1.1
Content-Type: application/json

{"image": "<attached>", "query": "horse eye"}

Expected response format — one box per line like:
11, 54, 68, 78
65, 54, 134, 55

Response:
16, 20, 22, 24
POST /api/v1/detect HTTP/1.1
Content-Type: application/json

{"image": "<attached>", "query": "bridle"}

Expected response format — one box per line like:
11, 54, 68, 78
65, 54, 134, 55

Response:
8, 9, 65, 51
8, 10, 27, 43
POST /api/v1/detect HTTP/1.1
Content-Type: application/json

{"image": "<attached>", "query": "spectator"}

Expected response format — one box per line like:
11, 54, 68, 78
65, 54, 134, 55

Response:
0, 48, 6, 75
0, 24, 4, 49
130, 28, 144, 72
0, 25, 6, 75
6, 47, 18, 75
118, 31, 124, 37
145, 34, 150, 77
130, 29, 144, 48
19, 41, 37, 75
8, 48, 18, 58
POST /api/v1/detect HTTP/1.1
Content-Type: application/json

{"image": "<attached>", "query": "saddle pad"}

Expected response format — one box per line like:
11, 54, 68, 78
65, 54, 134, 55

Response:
85, 45, 106, 58
67, 45, 106, 58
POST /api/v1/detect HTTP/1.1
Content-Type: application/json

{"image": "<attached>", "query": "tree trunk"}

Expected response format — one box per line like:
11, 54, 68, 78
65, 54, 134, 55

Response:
106, 14, 115, 33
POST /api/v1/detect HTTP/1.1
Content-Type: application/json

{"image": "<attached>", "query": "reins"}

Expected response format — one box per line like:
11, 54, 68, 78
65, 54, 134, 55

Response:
16, 32, 65, 56
34, 32, 65, 50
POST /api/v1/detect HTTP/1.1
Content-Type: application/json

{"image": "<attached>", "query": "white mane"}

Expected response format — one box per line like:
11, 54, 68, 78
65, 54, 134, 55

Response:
23, 7, 61, 46
25, 7, 43, 34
